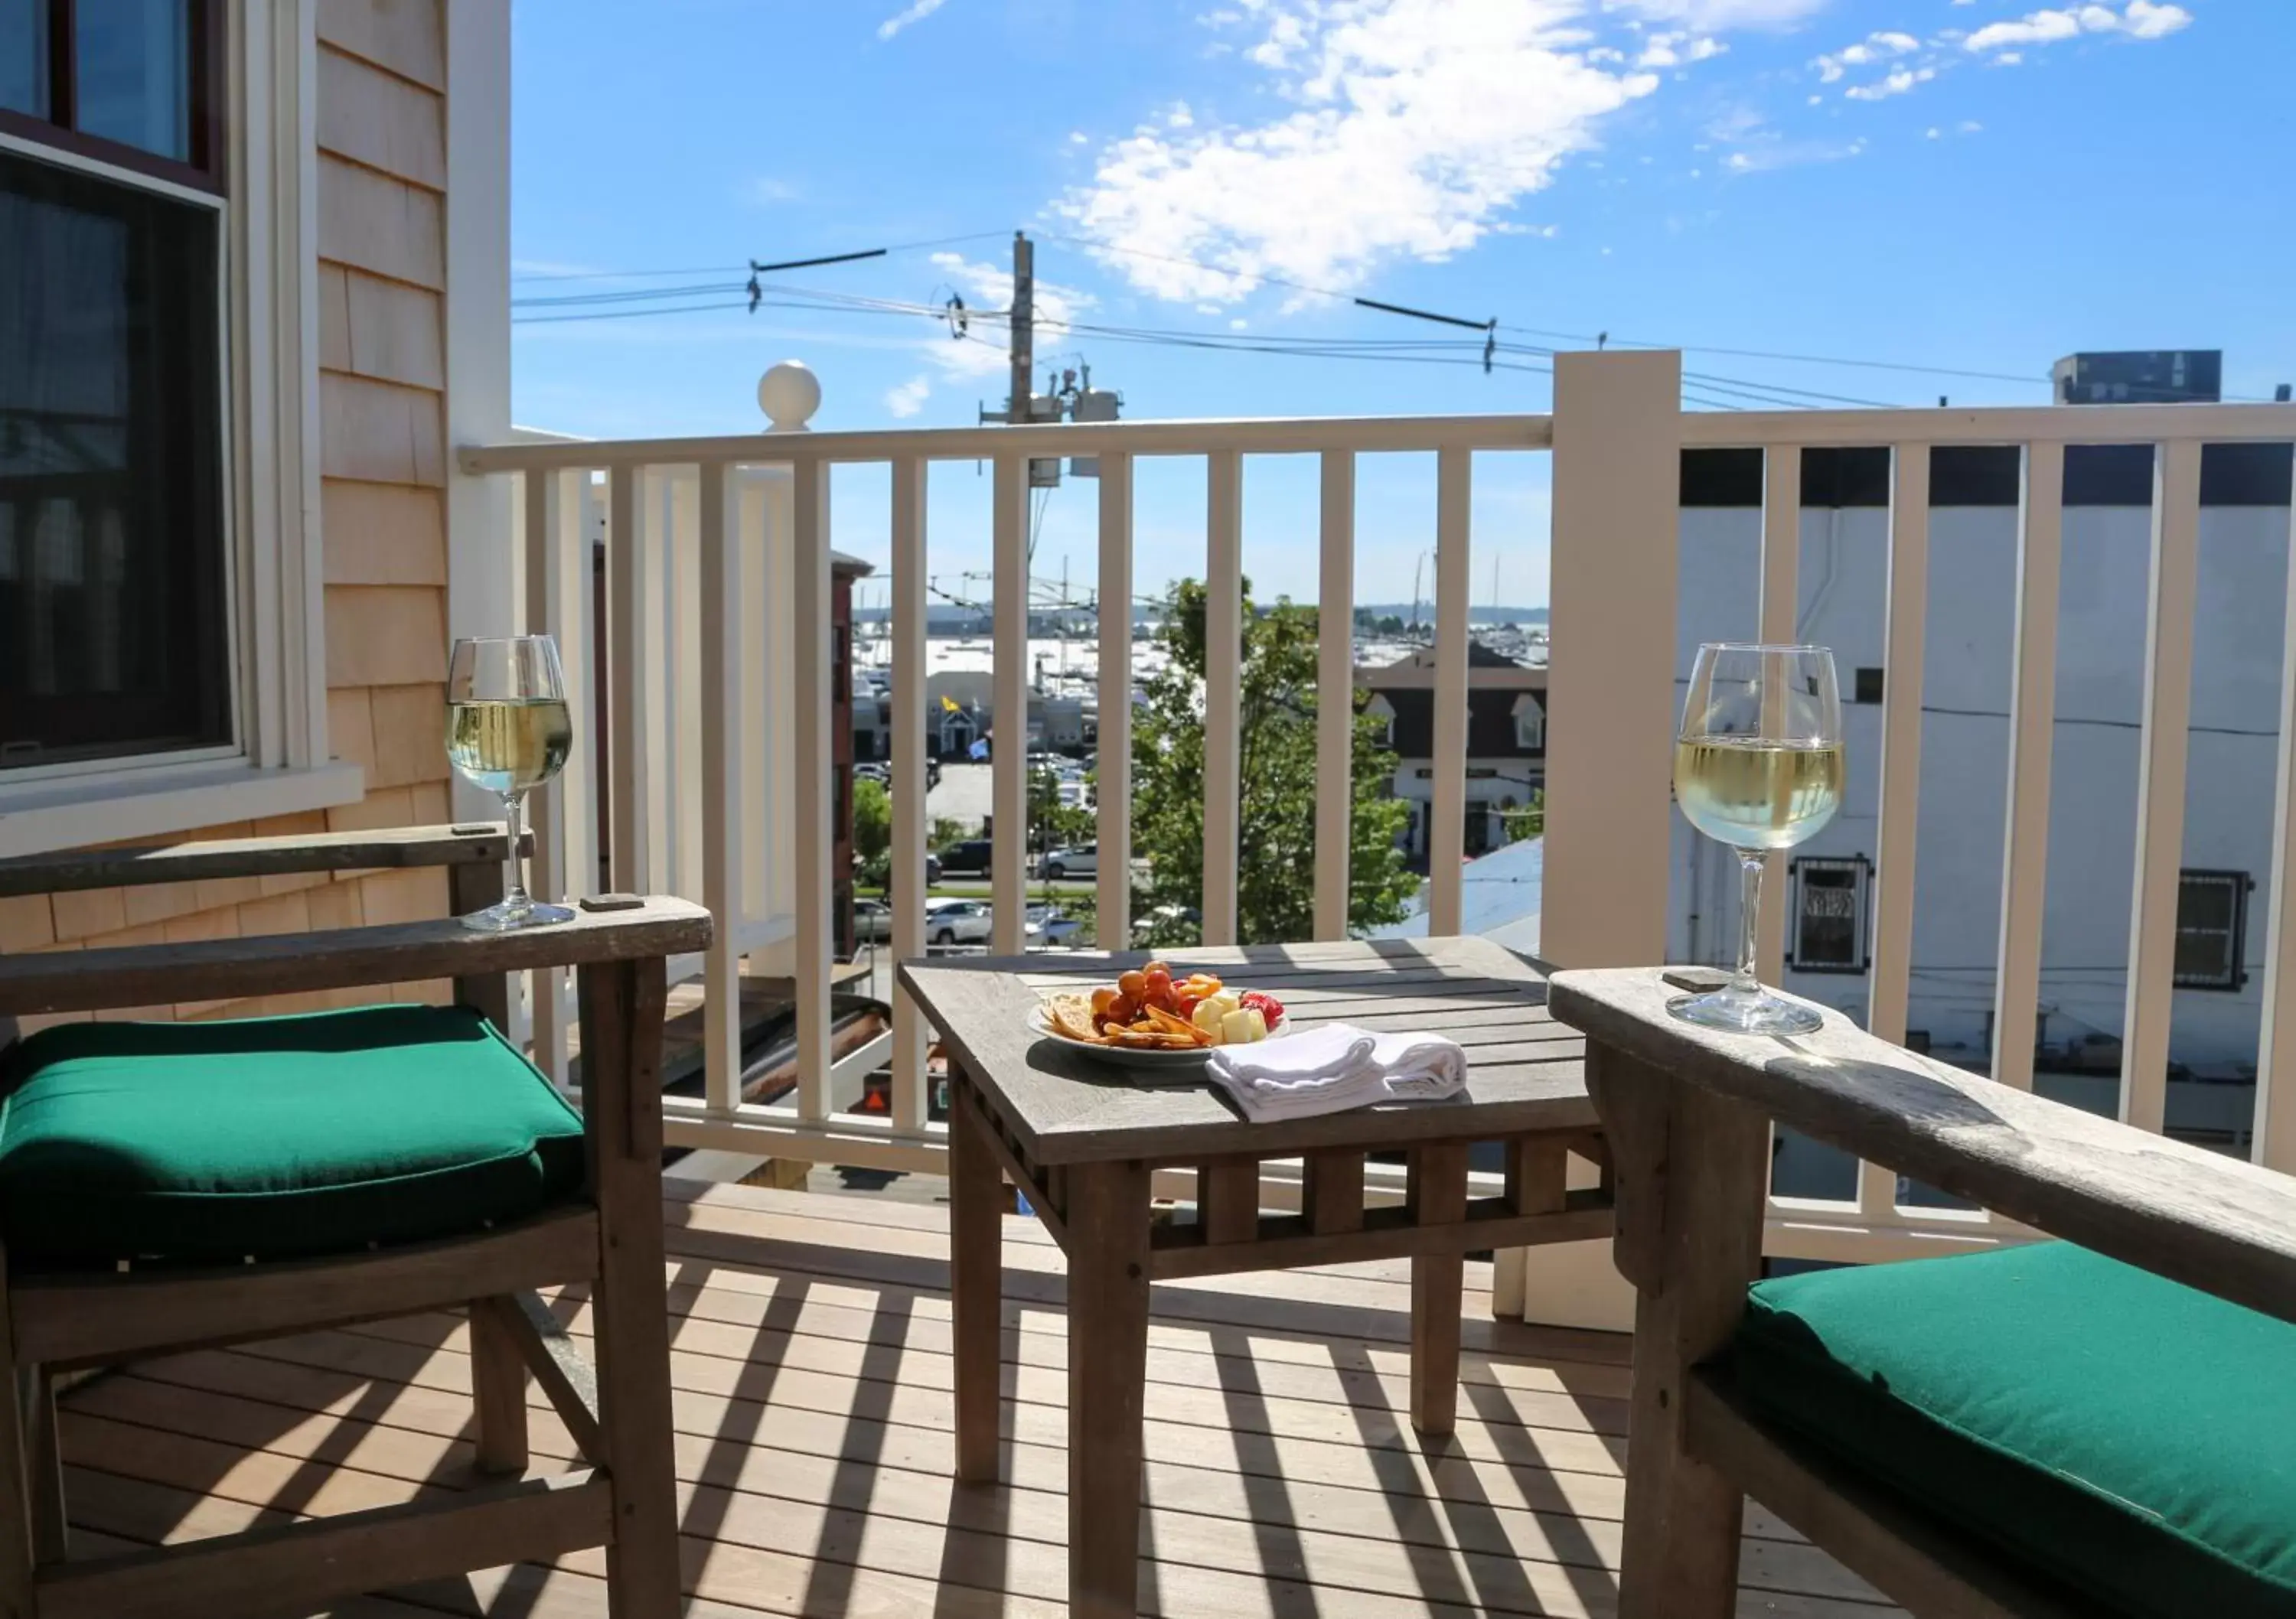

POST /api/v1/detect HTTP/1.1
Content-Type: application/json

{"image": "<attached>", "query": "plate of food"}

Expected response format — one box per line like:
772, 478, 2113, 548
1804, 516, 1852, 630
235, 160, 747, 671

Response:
1029, 962, 1290, 1073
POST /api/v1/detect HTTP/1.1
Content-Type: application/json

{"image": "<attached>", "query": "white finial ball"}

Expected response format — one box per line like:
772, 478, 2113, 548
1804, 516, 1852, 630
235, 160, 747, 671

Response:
758, 361, 821, 432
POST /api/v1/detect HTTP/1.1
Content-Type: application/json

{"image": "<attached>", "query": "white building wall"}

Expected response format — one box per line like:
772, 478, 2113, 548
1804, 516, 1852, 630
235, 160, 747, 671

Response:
1671, 499, 2291, 1089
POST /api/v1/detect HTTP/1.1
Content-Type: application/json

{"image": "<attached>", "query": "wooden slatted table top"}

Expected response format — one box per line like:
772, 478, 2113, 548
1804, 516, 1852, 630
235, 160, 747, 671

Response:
900, 936, 1595, 1167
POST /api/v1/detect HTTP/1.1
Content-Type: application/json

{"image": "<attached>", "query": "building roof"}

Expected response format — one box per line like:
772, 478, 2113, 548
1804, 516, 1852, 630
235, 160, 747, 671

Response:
1371, 686, 1543, 760
1369, 835, 1543, 953
831, 549, 875, 577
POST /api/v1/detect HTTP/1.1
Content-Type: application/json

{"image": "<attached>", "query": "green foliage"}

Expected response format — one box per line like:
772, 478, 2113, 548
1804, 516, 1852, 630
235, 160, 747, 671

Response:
1130, 578, 1418, 945
928, 815, 969, 851
1500, 788, 1545, 844
852, 776, 892, 889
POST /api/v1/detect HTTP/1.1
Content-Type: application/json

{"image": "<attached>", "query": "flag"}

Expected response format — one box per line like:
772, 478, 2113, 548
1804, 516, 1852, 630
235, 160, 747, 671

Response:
940, 695, 960, 713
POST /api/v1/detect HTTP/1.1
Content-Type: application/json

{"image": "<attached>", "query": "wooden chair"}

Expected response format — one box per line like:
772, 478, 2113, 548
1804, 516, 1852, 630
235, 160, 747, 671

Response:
0, 824, 711, 1619
1550, 966, 2296, 1619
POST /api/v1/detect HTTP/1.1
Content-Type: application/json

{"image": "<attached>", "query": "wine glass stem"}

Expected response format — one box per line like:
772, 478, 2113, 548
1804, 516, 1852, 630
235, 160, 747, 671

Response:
502, 793, 532, 915
1733, 851, 1765, 999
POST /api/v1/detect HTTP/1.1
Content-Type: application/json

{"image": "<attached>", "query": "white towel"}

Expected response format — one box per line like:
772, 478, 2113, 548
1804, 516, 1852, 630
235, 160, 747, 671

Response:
1205, 1023, 1469, 1123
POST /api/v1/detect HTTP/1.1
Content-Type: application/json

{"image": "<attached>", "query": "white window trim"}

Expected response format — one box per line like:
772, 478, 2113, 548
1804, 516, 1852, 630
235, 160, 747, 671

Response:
0, 5, 360, 859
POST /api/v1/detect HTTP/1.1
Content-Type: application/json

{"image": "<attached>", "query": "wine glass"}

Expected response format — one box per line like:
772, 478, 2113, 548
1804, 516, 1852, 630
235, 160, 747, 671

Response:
1671, 643, 1844, 1034
446, 636, 576, 932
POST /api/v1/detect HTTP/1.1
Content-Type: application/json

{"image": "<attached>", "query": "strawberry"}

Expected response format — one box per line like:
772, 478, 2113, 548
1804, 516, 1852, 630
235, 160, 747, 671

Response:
1238, 990, 1285, 1024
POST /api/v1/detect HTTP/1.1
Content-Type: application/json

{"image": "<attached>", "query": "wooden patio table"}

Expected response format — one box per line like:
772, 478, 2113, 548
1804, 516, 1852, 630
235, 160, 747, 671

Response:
899, 934, 1615, 1619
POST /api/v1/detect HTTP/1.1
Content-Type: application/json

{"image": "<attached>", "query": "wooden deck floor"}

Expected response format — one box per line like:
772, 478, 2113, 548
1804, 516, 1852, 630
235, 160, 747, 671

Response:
55, 1181, 1894, 1617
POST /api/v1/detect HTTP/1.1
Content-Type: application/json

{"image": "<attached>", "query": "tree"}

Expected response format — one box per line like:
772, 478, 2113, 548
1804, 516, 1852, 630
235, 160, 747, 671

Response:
1130, 578, 1418, 944
1500, 788, 1545, 845
853, 776, 892, 888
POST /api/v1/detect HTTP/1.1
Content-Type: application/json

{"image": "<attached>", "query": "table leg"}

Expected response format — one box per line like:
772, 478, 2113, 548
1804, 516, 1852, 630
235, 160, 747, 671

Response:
1065, 1158, 1153, 1619
1408, 1140, 1471, 1435
950, 1070, 1005, 1484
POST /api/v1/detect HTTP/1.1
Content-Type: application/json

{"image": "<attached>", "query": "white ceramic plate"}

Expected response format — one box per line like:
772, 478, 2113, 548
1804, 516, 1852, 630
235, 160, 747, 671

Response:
1026, 1005, 1294, 1073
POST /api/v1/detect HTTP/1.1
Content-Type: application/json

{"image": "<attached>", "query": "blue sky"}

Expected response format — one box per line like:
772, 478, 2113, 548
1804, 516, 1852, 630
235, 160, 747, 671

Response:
510, 0, 2291, 610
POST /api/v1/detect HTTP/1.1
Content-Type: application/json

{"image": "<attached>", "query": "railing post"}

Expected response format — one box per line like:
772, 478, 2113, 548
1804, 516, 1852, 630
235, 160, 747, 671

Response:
1429, 446, 1473, 936
1314, 451, 1355, 941
1518, 350, 1680, 1335
1096, 454, 1134, 951
698, 461, 745, 1115
1203, 449, 1244, 946
2121, 438, 2203, 1136
892, 456, 931, 1128
1753, 446, 1801, 982
1542, 350, 1682, 969
792, 455, 833, 1119
605, 466, 646, 893
2254, 448, 2296, 1171
992, 452, 1029, 955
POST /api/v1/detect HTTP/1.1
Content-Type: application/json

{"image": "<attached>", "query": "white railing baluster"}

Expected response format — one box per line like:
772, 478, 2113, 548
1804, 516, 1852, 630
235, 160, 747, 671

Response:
670, 471, 705, 903
1755, 445, 1802, 982
1989, 441, 2066, 1093
765, 474, 797, 940
566, 473, 602, 905
1203, 449, 1244, 946
605, 466, 645, 892
992, 452, 1029, 955
1861, 441, 1930, 1217
1429, 445, 1472, 936
2251, 448, 2296, 1171
2121, 437, 2205, 1135
1096, 453, 1134, 951
698, 461, 745, 1114
792, 455, 833, 1119
891, 456, 930, 1128
521, 467, 570, 1081
1313, 450, 1355, 942
738, 478, 771, 927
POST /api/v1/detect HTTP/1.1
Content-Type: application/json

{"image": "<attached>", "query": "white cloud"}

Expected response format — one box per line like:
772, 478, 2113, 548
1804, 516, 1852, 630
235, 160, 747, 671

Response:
1812, 29, 1919, 82
1844, 64, 1934, 99
745, 176, 801, 205
1724, 132, 1867, 172
876, 0, 947, 42
1959, 118, 1984, 132
884, 376, 931, 418
1609, 0, 1831, 24
1638, 31, 1727, 67
1056, 0, 1665, 305
1965, 2, 2190, 52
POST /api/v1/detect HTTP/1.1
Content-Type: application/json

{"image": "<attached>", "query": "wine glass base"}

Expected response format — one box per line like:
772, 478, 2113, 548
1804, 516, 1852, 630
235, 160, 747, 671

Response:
460, 901, 576, 933
1667, 986, 1824, 1036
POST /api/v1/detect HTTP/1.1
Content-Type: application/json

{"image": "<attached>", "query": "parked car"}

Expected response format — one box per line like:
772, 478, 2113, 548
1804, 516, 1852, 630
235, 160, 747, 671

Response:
923, 897, 993, 946
938, 838, 993, 877
852, 898, 892, 942
925, 851, 942, 884
1039, 844, 1096, 880
1025, 907, 1085, 946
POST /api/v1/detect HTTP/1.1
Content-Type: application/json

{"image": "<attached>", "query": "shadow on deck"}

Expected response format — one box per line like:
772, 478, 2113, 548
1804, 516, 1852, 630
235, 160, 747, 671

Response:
55, 1181, 1891, 1617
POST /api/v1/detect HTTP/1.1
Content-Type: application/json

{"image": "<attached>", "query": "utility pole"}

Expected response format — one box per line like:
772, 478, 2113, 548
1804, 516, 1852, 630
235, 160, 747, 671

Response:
1008, 230, 1034, 436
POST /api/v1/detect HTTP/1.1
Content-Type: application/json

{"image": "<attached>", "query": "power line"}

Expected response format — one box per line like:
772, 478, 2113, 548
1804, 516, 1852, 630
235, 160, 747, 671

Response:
510, 230, 1010, 284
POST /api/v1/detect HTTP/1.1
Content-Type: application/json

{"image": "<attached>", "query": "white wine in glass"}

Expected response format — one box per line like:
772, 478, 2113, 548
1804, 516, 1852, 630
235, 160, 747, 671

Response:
447, 636, 576, 931
1671, 644, 1844, 1034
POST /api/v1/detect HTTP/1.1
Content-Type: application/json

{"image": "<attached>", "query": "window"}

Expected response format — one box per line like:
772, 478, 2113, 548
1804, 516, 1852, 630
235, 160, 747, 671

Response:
1854, 667, 1885, 705
1364, 692, 1395, 748
1790, 855, 1869, 972
1512, 692, 1545, 751
2, 148, 230, 769
2174, 869, 2249, 991
0, 1, 219, 187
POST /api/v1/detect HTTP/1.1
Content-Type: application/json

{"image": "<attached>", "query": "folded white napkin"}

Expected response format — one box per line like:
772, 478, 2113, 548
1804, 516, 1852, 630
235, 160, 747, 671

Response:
1205, 1023, 1469, 1123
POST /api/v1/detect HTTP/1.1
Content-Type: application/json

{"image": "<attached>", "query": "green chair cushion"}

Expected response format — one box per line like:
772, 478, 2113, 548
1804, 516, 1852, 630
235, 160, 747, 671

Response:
0, 1005, 587, 1266
1731, 1242, 2296, 1619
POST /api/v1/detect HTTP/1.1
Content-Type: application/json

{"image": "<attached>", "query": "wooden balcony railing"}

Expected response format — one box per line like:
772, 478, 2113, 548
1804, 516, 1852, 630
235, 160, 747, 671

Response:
459, 352, 2296, 1285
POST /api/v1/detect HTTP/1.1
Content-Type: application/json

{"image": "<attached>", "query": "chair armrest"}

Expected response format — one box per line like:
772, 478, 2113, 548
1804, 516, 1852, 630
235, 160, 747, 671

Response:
1549, 966, 2296, 1326
0, 823, 531, 898
0, 897, 711, 1017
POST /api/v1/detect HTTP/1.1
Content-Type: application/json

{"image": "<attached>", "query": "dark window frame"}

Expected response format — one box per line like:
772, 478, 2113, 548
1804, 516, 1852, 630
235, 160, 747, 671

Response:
1789, 854, 1870, 975
0, 0, 223, 193
2, 109, 234, 770
2173, 868, 2250, 992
